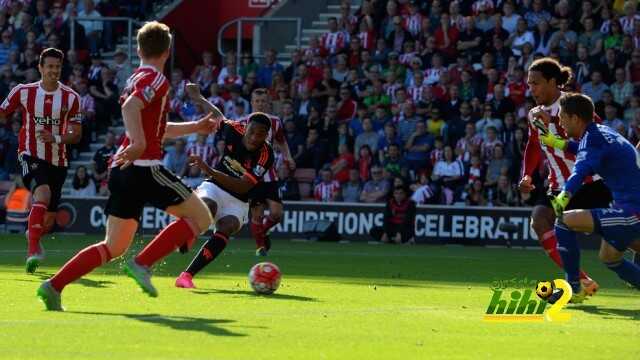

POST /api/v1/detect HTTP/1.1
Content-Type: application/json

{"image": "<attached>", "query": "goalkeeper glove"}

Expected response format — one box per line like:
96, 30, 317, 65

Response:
533, 118, 567, 150
550, 191, 571, 218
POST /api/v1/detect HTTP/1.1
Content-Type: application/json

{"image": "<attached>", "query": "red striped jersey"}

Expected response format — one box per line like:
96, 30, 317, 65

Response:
187, 142, 216, 167
0, 81, 81, 167
116, 65, 170, 165
207, 120, 274, 202
522, 92, 600, 191
314, 180, 341, 202
237, 113, 286, 183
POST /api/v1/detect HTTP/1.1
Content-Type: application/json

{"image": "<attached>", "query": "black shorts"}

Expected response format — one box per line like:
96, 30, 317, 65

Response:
19, 154, 67, 211
536, 179, 612, 210
249, 181, 282, 207
105, 164, 192, 220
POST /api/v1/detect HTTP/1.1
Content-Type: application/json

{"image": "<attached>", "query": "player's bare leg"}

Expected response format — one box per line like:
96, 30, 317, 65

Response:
26, 184, 51, 273
38, 216, 137, 311
128, 193, 211, 297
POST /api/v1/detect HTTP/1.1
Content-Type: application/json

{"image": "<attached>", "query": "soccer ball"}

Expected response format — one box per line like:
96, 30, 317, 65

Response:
535, 281, 554, 300
249, 262, 281, 295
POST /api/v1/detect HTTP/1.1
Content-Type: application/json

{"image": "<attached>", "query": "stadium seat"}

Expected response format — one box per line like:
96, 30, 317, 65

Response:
299, 183, 312, 200
294, 168, 316, 183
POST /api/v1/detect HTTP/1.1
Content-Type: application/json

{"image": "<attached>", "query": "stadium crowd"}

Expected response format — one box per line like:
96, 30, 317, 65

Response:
2, 0, 640, 209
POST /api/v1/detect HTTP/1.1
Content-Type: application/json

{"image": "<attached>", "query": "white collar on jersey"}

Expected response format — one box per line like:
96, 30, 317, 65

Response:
138, 63, 162, 73
38, 80, 61, 95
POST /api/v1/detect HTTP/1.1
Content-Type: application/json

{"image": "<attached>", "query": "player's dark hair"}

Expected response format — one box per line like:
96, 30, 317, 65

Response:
559, 93, 594, 123
39, 47, 63, 66
528, 57, 572, 87
248, 112, 271, 130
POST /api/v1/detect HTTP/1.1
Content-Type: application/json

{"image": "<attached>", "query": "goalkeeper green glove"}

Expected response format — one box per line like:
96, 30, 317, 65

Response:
550, 191, 571, 218
533, 118, 567, 150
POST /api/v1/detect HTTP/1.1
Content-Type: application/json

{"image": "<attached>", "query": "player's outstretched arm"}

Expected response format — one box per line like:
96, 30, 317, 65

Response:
164, 113, 220, 139
185, 82, 224, 119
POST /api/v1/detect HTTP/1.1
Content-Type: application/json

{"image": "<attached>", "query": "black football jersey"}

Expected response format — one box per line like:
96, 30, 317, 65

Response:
206, 120, 274, 202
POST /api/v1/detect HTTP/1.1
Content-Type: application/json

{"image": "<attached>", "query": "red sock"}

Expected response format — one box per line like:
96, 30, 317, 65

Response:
263, 215, 279, 233
50, 243, 111, 292
135, 218, 198, 267
541, 230, 590, 281
27, 202, 47, 255
541, 230, 564, 268
251, 220, 265, 248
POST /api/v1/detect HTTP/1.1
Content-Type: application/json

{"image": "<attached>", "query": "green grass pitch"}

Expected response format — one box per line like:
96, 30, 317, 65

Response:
0, 234, 638, 359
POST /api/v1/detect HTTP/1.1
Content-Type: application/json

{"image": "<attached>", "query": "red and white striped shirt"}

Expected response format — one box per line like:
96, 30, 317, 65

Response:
403, 13, 424, 37
620, 15, 640, 35
0, 81, 81, 167
188, 142, 216, 167
408, 84, 430, 102
321, 31, 348, 55
523, 93, 587, 191
314, 180, 341, 202
79, 93, 95, 117
357, 30, 376, 50
116, 65, 170, 165
237, 113, 286, 182
430, 148, 444, 166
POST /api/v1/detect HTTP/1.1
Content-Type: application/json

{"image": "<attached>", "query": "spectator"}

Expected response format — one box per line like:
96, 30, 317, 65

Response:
432, 145, 465, 204
331, 143, 355, 183
78, 0, 103, 54
279, 166, 300, 201
357, 144, 374, 182
354, 117, 378, 157
256, 49, 284, 88
336, 84, 357, 122
493, 175, 519, 207
314, 167, 340, 202
411, 172, 436, 205
92, 130, 116, 185
524, 0, 551, 29
484, 145, 510, 190
465, 179, 488, 206
610, 67, 634, 106
381, 184, 416, 244
0, 31, 18, 66
89, 67, 118, 132
549, 18, 577, 62
578, 17, 603, 58
397, 102, 421, 143
297, 128, 327, 171
70, 166, 96, 197
604, 20, 623, 50
341, 168, 361, 202
476, 106, 503, 139
404, 120, 433, 172
582, 71, 609, 103
506, 18, 534, 57
501, 2, 521, 34
163, 139, 188, 177
111, 50, 132, 92
383, 143, 408, 179
360, 165, 389, 203
321, 17, 348, 56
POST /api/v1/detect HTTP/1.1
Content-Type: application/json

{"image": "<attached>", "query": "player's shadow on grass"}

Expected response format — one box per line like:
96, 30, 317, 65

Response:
193, 288, 318, 302
11, 274, 115, 288
572, 304, 640, 320
67, 311, 248, 337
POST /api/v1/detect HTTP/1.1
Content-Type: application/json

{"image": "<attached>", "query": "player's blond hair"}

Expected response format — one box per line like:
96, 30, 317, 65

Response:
136, 21, 172, 59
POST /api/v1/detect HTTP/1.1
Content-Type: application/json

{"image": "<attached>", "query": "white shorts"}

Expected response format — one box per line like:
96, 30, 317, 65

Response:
195, 181, 249, 225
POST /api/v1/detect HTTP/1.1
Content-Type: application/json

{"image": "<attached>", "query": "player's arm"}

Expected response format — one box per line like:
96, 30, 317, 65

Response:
214, 146, 276, 194
37, 123, 82, 144
164, 113, 220, 139
519, 121, 543, 192
185, 82, 224, 119
0, 85, 23, 124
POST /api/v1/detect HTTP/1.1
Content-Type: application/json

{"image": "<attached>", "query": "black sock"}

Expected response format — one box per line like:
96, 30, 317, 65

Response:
185, 232, 228, 277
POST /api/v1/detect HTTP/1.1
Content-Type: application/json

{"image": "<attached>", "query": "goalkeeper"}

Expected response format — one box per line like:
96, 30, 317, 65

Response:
536, 93, 640, 301
175, 113, 275, 289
